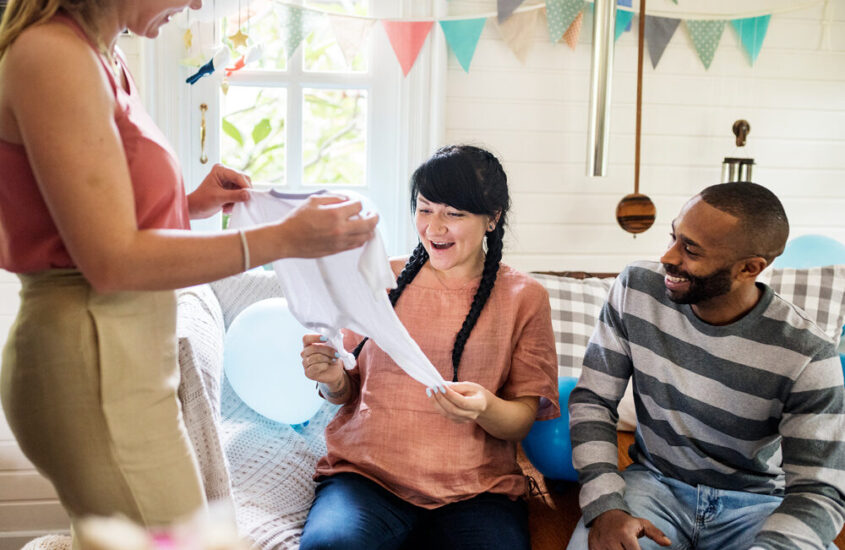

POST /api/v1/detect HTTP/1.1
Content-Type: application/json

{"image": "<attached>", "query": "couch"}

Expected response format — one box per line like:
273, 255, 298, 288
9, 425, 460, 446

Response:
173, 265, 845, 550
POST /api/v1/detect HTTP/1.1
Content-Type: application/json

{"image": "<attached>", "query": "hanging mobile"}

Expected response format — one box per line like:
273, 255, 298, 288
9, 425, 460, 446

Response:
615, 0, 656, 235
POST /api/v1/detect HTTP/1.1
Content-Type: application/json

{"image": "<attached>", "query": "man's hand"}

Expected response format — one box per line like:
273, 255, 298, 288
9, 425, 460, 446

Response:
589, 509, 671, 550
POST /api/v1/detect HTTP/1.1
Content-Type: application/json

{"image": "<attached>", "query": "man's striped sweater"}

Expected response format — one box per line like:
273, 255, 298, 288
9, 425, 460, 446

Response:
569, 261, 845, 550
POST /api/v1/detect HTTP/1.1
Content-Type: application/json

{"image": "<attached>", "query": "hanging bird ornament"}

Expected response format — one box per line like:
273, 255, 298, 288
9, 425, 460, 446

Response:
226, 44, 263, 77
186, 47, 231, 85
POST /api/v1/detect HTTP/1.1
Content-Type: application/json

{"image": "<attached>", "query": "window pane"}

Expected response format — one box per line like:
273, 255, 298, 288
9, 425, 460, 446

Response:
304, 0, 368, 73
303, 88, 367, 187
221, 87, 287, 185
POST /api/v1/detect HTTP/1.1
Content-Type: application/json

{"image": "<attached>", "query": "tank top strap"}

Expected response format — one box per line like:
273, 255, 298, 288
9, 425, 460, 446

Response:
52, 11, 121, 97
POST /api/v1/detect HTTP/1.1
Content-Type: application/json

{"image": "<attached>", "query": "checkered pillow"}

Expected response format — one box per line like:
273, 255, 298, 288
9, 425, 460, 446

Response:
760, 265, 845, 342
531, 273, 615, 378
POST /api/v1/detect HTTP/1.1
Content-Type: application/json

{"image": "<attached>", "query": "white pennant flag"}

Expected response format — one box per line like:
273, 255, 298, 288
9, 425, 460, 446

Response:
327, 14, 375, 68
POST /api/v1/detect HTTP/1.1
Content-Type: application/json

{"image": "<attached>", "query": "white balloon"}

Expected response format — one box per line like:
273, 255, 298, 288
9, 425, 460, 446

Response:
223, 298, 324, 425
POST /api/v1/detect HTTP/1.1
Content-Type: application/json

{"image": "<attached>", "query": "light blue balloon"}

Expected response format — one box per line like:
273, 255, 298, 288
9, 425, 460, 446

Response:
223, 298, 324, 425
521, 376, 579, 481
772, 235, 845, 269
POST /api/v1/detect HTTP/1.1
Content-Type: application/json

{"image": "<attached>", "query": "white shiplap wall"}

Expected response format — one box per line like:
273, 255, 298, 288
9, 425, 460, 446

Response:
0, 34, 143, 549
445, 1, 845, 273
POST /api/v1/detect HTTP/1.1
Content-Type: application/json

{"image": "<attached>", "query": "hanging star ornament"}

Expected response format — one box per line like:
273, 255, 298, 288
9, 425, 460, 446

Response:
228, 29, 249, 49
183, 28, 193, 50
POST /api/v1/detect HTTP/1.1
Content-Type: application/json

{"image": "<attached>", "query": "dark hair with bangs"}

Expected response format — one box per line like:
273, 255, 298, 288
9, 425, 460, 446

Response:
354, 145, 511, 382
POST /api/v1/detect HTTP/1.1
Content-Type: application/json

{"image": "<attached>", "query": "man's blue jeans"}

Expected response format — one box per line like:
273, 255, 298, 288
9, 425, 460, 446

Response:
300, 472, 530, 550
567, 464, 837, 550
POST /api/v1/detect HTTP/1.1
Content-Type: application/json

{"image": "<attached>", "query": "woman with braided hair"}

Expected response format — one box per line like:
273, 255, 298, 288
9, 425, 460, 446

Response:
299, 145, 560, 550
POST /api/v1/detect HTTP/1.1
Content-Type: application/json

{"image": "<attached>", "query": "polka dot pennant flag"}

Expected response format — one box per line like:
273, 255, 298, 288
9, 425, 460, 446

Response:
685, 19, 726, 69
730, 15, 770, 65
562, 11, 584, 50
545, 0, 585, 44
381, 20, 435, 76
276, 4, 322, 60
440, 18, 488, 73
498, 0, 525, 23
327, 14, 375, 68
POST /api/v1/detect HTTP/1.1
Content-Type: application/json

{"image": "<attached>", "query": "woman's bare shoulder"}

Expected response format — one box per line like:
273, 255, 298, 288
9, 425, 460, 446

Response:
389, 256, 410, 277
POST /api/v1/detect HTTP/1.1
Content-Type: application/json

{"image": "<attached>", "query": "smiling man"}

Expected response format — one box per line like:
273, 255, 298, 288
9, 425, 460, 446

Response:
567, 182, 845, 550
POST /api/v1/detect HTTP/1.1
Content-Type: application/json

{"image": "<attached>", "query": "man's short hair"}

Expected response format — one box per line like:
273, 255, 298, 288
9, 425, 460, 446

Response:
699, 182, 790, 263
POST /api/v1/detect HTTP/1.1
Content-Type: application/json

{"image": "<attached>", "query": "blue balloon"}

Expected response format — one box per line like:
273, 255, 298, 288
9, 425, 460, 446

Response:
772, 234, 845, 269
522, 376, 579, 481
223, 298, 324, 425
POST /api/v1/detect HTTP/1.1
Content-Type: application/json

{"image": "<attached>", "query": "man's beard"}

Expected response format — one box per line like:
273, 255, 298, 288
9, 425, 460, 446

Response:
663, 264, 733, 304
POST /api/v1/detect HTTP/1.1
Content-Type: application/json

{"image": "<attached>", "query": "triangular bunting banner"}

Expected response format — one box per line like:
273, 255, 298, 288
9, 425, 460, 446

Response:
618, 0, 633, 32
495, 8, 541, 63
685, 19, 725, 69
275, 4, 322, 59
440, 18, 487, 73
644, 15, 680, 68
562, 11, 584, 50
327, 14, 375, 67
381, 20, 434, 76
730, 15, 770, 65
498, 0, 525, 23
615, 10, 634, 41
546, 0, 585, 43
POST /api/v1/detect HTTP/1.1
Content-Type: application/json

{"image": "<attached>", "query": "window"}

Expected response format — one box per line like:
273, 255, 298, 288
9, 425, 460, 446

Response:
148, 0, 446, 255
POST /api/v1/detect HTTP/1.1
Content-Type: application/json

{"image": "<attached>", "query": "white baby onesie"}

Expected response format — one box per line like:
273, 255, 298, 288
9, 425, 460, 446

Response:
230, 189, 445, 390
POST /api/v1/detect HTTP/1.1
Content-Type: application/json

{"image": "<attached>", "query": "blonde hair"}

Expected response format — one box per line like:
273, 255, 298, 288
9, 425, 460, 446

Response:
0, 0, 108, 60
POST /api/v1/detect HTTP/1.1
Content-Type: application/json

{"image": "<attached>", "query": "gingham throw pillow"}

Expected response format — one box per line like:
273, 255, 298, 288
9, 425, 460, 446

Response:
531, 273, 615, 379
760, 265, 845, 342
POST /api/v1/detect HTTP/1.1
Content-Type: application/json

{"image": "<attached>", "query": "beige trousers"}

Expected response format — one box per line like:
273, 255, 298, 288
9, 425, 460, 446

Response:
1, 270, 205, 530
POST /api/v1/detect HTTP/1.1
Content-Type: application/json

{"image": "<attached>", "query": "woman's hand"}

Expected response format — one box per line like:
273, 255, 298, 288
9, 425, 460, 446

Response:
301, 334, 344, 385
188, 163, 252, 219
429, 382, 491, 423
276, 195, 379, 258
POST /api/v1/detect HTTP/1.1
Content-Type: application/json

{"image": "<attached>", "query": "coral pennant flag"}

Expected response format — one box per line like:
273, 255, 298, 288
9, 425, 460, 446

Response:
498, 0, 525, 23
546, 0, 585, 43
644, 15, 680, 68
440, 18, 487, 73
328, 14, 375, 67
731, 15, 770, 65
381, 20, 434, 76
685, 19, 726, 69
562, 11, 584, 50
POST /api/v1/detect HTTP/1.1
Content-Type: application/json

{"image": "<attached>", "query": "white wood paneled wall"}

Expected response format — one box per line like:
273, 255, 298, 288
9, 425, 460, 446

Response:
445, 1, 845, 273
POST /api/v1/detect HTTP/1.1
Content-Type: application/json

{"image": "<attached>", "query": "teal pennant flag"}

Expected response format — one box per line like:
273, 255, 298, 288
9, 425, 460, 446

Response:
615, 9, 634, 41
546, 0, 585, 43
685, 19, 725, 69
731, 15, 770, 65
440, 18, 487, 72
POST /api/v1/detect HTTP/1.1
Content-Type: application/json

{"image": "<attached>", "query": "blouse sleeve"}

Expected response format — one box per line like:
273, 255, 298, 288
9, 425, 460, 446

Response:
499, 282, 560, 421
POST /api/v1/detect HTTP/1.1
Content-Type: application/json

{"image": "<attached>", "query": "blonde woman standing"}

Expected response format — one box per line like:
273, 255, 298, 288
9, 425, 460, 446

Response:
0, 0, 378, 535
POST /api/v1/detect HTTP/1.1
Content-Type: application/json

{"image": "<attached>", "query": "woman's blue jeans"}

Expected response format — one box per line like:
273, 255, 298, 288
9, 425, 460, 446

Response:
300, 472, 530, 550
567, 464, 836, 550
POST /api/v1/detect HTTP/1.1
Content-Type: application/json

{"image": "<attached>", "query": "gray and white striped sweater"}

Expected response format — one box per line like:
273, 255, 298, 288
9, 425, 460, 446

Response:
569, 261, 845, 550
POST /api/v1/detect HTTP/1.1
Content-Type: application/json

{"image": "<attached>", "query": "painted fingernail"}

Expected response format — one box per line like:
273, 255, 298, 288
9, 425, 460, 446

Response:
439, 386, 446, 394
319, 336, 327, 342
334, 352, 339, 358
426, 387, 432, 398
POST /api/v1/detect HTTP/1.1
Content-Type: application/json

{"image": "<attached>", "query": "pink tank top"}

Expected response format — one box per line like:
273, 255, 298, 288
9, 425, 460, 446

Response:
0, 13, 190, 273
